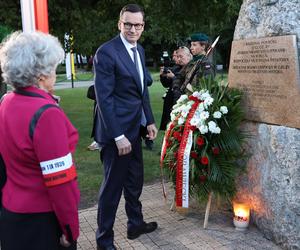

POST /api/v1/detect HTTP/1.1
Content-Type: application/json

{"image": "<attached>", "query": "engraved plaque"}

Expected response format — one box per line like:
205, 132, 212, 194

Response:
228, 35, 300, 128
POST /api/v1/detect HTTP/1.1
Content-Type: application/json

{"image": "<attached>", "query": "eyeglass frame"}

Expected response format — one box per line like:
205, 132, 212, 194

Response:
120, 21, 144, 30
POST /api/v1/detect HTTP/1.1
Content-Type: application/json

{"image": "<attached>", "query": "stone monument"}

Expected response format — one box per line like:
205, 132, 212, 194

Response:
229, 0, 300, 249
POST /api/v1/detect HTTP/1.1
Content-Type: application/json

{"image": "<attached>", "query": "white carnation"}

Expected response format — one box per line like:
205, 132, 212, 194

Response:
204, 97, 214, 108
214, 127, 221, 134
178, 116, 185, 125
200, 111, 209, 120
208, 121, 221, 134
177, 94, 188, 103
170, 113, 176, 121
181, 110, 189, 118
220, 106, 228, 114
192, 91, 201, 99
190, 117, 199, 126
199, 125, 208, 134
213, 111, 222, 119
201, 91, 210, 100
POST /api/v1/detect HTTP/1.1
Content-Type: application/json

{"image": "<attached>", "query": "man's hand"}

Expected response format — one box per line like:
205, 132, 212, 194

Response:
147, 124, 158, 140
116, 136, 132, 155
166, 71, 175, 79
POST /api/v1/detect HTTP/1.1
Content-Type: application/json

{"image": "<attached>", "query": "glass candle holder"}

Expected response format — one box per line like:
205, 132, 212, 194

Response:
233, 202, 250, 231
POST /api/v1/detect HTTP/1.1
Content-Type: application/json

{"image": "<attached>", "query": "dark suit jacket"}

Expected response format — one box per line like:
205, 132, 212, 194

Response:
93, 35, 154, 145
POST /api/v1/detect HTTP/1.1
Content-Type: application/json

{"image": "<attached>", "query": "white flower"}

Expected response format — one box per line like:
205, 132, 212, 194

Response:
208, 121, 221, 134
178, 116, 185, 125
200, 111, 209, 120
197, 103, 205, 113
199, 125, 208, 134
220, 106, 228, 114
213, 111, 222, 119
200, 90, 210, 100
172, 103, 180, 110
214, 127, 221, 134
187, 101, 194, 106
190, 117, 199, 126
204, 97, 214, 108
181, 110, 189, 118
192, 91, 201, 99
170, 113, 176, 121
177, 94, 188, 103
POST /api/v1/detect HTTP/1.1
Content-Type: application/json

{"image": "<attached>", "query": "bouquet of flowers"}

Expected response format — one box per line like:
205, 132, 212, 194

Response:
160, 79, 248, 209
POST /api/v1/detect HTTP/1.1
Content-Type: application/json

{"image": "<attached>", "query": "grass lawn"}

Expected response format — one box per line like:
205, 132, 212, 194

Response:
55, 72, 166, 209
56, 71, 94, 83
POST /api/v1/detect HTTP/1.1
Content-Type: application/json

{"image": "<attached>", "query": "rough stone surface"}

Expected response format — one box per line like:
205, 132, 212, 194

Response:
234, 0, 300, 66
233, 1, 300, 249
236, 123, 300, 249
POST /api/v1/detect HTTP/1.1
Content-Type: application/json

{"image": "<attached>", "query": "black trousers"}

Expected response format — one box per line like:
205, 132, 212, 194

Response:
96, 138, 144, 247
0, 207, 77, 250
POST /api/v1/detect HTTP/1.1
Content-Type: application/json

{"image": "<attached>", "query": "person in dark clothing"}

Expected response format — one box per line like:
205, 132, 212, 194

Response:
93, 4, 158, 249
172, 33, 215, 102
159, 47, 192, 130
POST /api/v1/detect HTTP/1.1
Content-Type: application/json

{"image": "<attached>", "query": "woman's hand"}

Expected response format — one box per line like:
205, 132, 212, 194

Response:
60, 234, 71, 248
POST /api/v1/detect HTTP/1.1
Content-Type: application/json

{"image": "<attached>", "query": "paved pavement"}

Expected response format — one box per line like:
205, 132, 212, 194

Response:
78, 182, 281, 250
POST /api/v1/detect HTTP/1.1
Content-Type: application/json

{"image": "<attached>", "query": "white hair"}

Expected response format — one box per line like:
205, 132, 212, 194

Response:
0, 31, 64, 89
178, 46, 192, 60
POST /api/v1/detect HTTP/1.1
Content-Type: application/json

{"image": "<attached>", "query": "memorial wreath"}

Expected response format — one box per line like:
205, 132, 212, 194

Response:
160, 79, 248, 211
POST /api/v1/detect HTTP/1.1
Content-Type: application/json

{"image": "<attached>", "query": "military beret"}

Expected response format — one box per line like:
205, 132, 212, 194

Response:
190, 33, 209, 42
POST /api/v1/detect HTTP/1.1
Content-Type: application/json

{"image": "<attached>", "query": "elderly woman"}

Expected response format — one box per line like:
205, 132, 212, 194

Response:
0, 32, 80, 250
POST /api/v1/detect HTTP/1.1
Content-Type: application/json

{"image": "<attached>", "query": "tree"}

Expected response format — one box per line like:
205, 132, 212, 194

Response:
0, 0, 243, 68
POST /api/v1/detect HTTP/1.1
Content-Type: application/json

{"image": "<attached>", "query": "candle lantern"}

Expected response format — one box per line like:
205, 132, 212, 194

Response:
233, 202, 250, 231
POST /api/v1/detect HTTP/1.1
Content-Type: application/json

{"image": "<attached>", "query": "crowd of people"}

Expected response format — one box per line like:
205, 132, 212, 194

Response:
159, 33, 215, 132
0, 3, 216, 250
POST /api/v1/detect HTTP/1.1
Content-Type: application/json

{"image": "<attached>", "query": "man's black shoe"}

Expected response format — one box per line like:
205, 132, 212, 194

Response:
127, 221, 158, 240
97, 245, 117, 250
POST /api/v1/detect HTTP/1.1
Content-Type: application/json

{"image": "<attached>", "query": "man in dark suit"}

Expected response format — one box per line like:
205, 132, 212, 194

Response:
93, 4, 158, 250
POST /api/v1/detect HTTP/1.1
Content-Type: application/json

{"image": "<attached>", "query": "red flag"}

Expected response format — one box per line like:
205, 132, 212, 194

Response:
34, 0, 49, 33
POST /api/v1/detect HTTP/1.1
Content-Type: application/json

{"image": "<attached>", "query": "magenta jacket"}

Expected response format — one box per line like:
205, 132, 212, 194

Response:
0, 86, 80, 241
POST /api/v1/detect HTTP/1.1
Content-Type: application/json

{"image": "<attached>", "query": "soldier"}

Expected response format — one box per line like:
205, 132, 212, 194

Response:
172, 33, 215, 102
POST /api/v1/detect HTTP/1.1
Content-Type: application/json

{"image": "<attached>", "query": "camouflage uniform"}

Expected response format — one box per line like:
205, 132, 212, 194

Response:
172, 55, 215, 102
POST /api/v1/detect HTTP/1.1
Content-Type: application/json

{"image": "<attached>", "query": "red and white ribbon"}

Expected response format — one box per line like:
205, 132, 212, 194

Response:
176, 100, 200, 207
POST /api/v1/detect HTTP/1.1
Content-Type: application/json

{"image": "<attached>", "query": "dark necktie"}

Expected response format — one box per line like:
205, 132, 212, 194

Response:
131, 47, 144, 92
131, 47, 146, 126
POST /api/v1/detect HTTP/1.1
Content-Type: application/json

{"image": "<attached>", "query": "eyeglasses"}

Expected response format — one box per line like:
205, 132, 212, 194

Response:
121, 21, 144, 30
